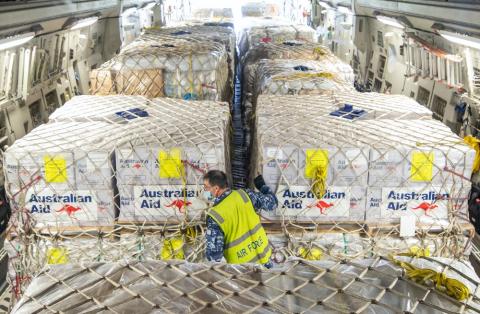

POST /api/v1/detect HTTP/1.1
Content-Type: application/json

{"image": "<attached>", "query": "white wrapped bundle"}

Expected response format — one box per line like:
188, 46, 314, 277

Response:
254, 59, 354, 95
255, 93, 432, 122
252, 98, 474, 226
111, 97, 231, 223
142, 26, 236, 71
3, 121, 120, 228
5, 95, 231, 228
243, 59, 355, 146
243, 41, 334, 66
49, 95, 150, 123
237, 17, 308, 54
13, 258, 480, 313
91, 35, 229, 101
240, 24, 317, 55
242, 42, 336, 104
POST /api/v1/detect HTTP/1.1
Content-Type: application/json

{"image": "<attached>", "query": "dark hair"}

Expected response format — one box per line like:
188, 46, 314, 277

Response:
203, 170, 228, 189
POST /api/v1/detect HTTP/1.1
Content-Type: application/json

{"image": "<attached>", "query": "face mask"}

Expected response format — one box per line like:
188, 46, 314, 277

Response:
203, 191, 214, 201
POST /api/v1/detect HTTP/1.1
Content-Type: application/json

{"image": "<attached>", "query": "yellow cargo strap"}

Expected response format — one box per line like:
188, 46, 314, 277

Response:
185, 226, 197, 244
464, 135, 480, 173
161, 237, 185, 260
47, 247, 69, 265
311, 166, 327, 199
273, 72, 335, 81
398, 246, 430, 258
298, 246, 322, 260
313, 47, 328, 57
390, 255, 469, 301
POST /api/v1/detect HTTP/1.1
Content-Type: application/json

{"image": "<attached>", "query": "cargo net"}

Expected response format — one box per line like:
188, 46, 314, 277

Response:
11, 257, 480, 313
238, 19, 317, 56
90, 32, 229, 101
249, 93, 475, 263
239, 41, 352, 148
242, 42, 345, 98
3, 95, 231, 296
140, 26, 236, 92
242, 57, 355, 160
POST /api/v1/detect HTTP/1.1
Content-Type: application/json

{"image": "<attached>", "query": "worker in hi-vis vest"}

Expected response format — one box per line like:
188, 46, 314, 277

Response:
203, 170, 278, 268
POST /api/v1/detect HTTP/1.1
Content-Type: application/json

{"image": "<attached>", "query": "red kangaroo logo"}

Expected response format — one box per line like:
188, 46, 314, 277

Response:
412, 202, 438, 216
56, 204, 81, 216
132, 163, 142, 169
165, 199, 192, 213
261, 37, 272, 43
307, 200, 334, 214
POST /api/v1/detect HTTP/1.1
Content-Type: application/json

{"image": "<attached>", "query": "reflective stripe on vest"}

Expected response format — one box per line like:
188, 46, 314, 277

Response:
207, 190, 271, 265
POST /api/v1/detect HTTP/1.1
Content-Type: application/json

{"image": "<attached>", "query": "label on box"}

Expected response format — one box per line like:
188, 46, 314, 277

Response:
26, 188, 98, 221
44, 155, 67, 183
277, 185, 350, 217
410, 151, 433, 182
380, 187, 448, 219
133, 185, 205, 217
305, 149, 329, 179
158, 148, 183, 178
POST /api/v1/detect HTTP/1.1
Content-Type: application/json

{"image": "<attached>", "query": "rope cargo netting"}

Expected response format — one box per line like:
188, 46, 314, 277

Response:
11, 257, 480, 313
237, 18, 317, 56
90, 31, 229, 101
140, 25, 237, 95
2, 17, 479, 310
241, 41, 339, 96
242, 57, 355, 166
3, 95, 231, 296
250, 93, 474, 262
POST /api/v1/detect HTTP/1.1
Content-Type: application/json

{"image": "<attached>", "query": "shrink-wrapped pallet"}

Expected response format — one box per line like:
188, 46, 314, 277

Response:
90, 35, 229, 101
252, 96, 474, 226
4, 95, 231, 228
238, 18, 316, 55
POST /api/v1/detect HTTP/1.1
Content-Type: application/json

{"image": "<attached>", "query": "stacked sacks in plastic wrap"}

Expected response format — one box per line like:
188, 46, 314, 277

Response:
252, 93, 475, 259
251, 59, 354, 98
237, 17, 317, 56
4, 95, 230, 230
140, 25, 236, 95
244, 57, 355, 158
90, 31, 229, 101
242, 41, 336, 97
239, 40, 354, 149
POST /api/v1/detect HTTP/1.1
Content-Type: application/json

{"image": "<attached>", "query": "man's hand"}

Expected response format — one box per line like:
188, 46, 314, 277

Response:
254, 175, 266, 191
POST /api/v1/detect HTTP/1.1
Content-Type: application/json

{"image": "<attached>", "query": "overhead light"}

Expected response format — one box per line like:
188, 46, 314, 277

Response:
143, 2, 156, 10
318, 1, 332, 9
0, 32, 35, 51
377, 15, 404, 29
337, 6, 352, 15
438, 29, 480, 50
70, 16, 99, 30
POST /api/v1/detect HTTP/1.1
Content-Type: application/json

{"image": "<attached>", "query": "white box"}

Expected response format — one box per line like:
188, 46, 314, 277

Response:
267, 185, 366, 221
365, 184, 471, 224
118, 184, 207, 222
24, 184, 115, 227
115, 144, 225, 186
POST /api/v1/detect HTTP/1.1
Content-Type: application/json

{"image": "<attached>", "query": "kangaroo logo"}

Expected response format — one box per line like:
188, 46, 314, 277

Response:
307, 200, 334, 214
412, 202, 438, 216
56, 204, 81, 216
165, 199, 192, 213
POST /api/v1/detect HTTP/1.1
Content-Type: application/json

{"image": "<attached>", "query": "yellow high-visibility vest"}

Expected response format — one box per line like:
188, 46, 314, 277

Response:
207, 190, 271, 264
